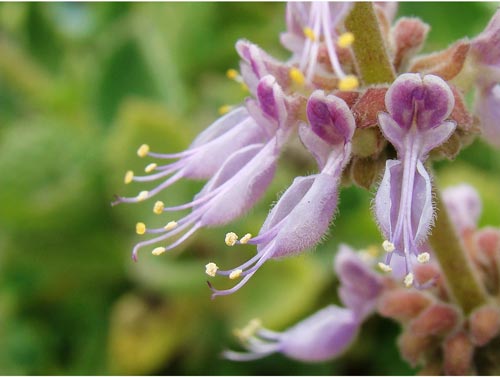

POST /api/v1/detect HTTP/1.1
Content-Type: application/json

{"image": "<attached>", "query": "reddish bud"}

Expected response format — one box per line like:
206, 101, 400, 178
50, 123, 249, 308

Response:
398, 329, 432, 367
443, 331, 474, 375
476, 227, 500, 260
409, 39, 471, 81
392, 18, 430, 71
410, 303, 460, 337
469, 305, 500, 346
378, 289, 433, 322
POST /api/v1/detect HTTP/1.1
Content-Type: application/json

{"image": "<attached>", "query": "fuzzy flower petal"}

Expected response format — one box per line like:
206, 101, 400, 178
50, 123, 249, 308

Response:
443, 183, 482, 234
334, 245, 383, 319
129, 76, 297, 260
224, 305, 359, 362
208, 92, 355, 297
474, 84, 500, 147
236, 40, 292, 94
469, 10, 500, 147
374, 73, 456, 282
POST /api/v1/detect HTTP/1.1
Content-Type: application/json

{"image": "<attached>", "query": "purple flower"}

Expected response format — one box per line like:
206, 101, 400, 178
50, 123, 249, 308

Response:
335, 244, 383, 320
236, 40, 292, 95
443, 184, 482, 234
223, 245, 382, 362
470, 10, 500, 147
280, 2, 357, 89
207, 91, 355, 297
127, 75, 298, 260
112, 106, 271, 206
224, 305, 359, 362
374, 73, 456, 285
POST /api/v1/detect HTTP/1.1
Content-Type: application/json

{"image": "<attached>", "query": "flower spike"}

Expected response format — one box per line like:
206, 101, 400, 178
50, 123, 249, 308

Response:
374, 73, 456, 283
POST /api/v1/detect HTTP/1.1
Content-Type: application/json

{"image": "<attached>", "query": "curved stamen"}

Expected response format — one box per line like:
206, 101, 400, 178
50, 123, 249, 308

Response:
215, 247, 270, 276
163, 223, 201, 251
131, 218, 196, 261
209, 245, 275, 298
132, 162, 184, 182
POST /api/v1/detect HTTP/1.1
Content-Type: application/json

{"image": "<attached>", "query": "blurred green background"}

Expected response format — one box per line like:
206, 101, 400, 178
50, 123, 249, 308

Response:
0, 2, 499, 375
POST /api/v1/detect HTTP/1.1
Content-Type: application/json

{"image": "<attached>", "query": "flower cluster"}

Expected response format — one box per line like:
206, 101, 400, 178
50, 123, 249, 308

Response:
113, 2, 500, 370
226, 183, 500, 374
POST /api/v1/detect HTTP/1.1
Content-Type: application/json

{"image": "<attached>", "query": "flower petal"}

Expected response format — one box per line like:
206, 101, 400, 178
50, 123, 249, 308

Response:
384, 73, 455, 132
334, 245, 383, 319
280, 305, 359, 362
307, 90, 356, 145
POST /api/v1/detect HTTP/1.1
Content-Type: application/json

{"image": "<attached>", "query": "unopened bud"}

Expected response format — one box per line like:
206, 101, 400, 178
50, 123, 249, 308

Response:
398, 329, 431, 367
443, 331, 474, 376
410, 304, 459, 337
377, 289, 432, 322
469, 305, 500, 346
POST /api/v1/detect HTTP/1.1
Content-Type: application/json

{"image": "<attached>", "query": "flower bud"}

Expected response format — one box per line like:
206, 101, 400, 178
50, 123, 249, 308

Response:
443, 331, 474, 376
377, 289, 432, 322
410, 303, 460, 337
469, 305, 500, 346
398, 329, 431, 367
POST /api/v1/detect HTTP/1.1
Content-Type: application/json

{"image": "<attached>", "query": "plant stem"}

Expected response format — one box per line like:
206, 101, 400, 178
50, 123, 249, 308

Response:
345, 2, 396, 85
346, 2, 487, 315
428, 191, 487, 315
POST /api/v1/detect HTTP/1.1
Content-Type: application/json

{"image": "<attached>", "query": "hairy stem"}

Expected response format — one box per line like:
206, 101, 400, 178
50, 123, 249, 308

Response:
345, 2, 396, 85
428, 189, 488, 315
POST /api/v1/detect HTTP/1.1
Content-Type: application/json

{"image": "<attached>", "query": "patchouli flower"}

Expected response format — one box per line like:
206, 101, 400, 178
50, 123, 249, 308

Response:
280, 2, 357, 89
443, 184, 482, 235
335, 244, 383, 319
469, 10, 500, 146
126, 75, 299, 260
223, 245, 382, 362
224, 306, 359, 362
207, 91, 355, 297
374, 73, 456, 285
236, 40, 292, 95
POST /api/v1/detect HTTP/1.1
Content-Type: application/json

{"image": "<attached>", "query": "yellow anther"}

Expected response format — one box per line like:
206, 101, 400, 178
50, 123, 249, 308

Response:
226, 68, 239, 80
124, 170, 134, 184
218, 104, 233, 115
229, 269, 243, 280
382, 240, 395, 253
145, 163, 157, 173
164, 221, 178, 231
225, 232, 239, 246
289, 67, 305, 86
137, 191, 149, 201
337, 32, 355, 48
404, 273, 414, 288
205, 262, 219, 277
338, 75, 359, 91
137, 144, 150, 158
378, 262, 392, 273
417, 252, 430, 264
153, 201, 164, 215
240, 83, 249, 92
303, 27, 316, 41
234, 318, 262, 341
136, 222, 146, 235
240, 233, 252, 244
152, 247, 166, 256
